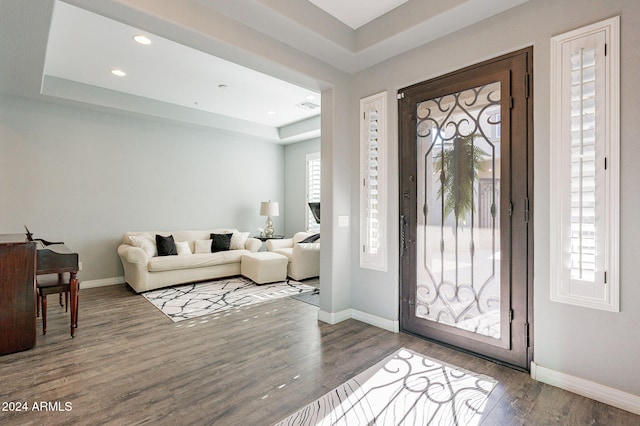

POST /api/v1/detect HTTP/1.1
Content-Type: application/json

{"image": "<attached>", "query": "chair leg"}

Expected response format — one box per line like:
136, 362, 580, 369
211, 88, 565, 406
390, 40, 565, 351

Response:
69, 276, 79, 337
59, 292, 64, 307
41, 295, 47, 335
73, 292, 79, 328
64, 291, 69, 312
36, 293, 40, 317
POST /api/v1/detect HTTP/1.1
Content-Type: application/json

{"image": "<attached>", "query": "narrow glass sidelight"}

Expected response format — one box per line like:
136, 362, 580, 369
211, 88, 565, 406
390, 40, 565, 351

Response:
360, 92, 387, 271
415, 82, 501, 339
550, 17, 619, 312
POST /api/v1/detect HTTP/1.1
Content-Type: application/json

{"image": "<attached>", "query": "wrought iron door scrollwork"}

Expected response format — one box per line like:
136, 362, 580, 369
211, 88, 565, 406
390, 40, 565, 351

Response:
415, 82, 502, 339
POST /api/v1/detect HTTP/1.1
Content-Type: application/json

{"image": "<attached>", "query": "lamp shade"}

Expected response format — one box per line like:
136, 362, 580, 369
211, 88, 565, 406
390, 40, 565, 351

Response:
260, 201, 279, 217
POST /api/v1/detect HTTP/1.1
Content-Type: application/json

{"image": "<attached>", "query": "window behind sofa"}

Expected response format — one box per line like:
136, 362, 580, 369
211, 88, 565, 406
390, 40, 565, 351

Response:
306, 152, 320, 232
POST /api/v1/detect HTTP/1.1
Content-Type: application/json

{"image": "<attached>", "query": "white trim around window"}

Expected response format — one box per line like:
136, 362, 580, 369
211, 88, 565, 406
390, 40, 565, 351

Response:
360, 91, 387, 271
549, 16, 620, 312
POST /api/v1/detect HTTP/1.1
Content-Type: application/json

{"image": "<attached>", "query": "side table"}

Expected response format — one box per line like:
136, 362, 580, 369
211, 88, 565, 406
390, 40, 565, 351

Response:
254, 235, 284, 242
254, 235, 284, 251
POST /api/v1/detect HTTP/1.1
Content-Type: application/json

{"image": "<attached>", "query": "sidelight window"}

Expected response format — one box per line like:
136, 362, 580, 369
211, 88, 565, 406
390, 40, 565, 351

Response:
549, 17, 619, 311
360, 91, 387, 271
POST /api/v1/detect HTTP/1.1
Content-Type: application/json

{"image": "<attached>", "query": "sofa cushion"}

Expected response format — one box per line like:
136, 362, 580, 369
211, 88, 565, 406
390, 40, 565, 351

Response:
148, 249, 249, 272
156, 234, 177, 256
230, 232, 250, 250
210, 233, 232, 252
175, 240, 192, 256
129, 233, 157, 257
194, 239, 212, 254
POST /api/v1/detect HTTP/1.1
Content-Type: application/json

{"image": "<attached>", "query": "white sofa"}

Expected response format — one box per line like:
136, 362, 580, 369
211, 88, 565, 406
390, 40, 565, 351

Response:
266, 231, 320, 281
117, 229, 262, 293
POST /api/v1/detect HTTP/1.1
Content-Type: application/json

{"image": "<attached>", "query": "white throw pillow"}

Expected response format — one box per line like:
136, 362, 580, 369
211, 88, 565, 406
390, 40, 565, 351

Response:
175, 241, 192, 256
129, 233, 157, 257
230, 232, 250, 250
194, 239, 212, 254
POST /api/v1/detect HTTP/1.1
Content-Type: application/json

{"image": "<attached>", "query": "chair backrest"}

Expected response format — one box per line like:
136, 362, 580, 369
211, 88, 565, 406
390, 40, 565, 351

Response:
292, 232, 315, 245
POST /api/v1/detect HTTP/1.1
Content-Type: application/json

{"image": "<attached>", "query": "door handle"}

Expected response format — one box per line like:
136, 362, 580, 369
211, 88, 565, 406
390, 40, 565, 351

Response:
400, 215, 407, 256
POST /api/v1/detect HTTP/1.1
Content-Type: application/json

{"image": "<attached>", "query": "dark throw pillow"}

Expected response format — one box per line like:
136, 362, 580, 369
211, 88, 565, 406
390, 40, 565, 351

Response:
300, 233, 320, 243
210, 233, 232, 253
156, 234, 177, 256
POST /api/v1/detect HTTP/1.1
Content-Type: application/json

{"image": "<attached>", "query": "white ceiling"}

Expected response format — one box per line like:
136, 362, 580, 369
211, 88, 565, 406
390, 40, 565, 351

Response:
45, 1, 321, 129
0, 0, 530, 143
308, 0, 409, 29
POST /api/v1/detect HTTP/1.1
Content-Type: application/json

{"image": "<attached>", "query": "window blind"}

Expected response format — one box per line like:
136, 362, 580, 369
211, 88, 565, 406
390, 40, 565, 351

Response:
365, 109, 380, 254
306, 153, 321, 232
569, 44, 599, 283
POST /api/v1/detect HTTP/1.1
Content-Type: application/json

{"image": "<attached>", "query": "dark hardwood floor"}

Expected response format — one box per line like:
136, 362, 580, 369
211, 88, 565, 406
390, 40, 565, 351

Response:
1, 283, 637, 425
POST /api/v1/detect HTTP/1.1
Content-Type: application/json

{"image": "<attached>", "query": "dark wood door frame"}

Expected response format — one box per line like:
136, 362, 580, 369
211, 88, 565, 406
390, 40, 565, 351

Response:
398, 47, 534, 371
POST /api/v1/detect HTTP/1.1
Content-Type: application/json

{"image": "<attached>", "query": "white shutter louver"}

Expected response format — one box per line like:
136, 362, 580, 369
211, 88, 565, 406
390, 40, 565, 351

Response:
569, 43, 600, 283
366, 109, 380, 254
360, 92, 387, 271
550, 17, 619, 311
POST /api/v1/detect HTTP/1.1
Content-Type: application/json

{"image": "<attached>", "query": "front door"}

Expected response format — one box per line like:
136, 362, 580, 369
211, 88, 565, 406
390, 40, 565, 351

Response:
398, 48, 533, 370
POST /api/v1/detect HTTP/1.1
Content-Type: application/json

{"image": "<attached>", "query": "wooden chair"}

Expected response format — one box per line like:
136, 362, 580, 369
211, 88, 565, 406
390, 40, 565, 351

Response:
36, 273, 78, 335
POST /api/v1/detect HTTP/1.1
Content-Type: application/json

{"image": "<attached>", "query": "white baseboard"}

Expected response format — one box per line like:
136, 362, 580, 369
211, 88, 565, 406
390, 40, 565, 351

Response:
318, 309, 351, 324
81, 276, 124, 289
351, 309, 399, 332
531, 361, 640, 415
317, 308, 399, 333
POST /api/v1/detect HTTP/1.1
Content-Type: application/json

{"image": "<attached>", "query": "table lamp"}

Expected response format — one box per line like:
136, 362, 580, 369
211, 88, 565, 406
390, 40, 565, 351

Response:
260, 201, 279, 238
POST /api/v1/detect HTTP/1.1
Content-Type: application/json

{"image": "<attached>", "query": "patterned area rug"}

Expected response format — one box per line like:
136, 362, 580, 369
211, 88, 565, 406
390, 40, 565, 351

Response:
275, 348, 497, 426
142, 276, 315, 322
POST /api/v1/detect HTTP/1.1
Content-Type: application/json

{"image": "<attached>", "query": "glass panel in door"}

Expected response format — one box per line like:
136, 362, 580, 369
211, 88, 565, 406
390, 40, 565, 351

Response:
415, 82, 502, 339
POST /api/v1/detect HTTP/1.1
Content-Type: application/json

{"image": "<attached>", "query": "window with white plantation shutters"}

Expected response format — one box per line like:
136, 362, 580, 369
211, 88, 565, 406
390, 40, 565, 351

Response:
569, 41, 600, 284
550, 17, 619, 311
360, 92, 387, 271
306, 153, 320, 232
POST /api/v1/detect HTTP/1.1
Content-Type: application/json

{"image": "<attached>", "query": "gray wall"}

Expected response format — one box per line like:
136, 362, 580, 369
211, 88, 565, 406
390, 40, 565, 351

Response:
0, 96, 284, 281
349, 0, 640, 395
283, 138, 320, 237
6, 0, 636, 401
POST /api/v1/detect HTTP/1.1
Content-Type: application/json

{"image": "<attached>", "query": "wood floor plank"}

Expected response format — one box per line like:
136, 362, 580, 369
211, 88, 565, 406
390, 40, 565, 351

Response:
0, 283, 637, 425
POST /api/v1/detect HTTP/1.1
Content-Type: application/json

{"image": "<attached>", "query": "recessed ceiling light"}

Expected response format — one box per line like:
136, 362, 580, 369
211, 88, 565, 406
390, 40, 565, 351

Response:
306, 95, 316, 101
133, 35, 151, 45
267, 110, 276, 115
218, 84, 229, 89
111, 69, 126, 77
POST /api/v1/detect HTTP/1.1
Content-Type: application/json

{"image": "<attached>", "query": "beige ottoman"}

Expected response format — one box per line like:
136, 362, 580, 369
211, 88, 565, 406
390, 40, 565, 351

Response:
241, 252, 288, 284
